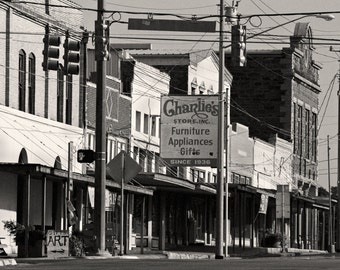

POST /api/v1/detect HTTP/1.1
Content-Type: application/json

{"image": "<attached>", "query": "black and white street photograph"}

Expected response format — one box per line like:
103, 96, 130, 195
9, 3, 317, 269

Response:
1, 0, 340, 269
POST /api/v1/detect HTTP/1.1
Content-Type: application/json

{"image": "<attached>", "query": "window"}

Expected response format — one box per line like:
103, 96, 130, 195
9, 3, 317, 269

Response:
87, 133, 95, 150
293, 103, 297, 153
311, 112, 317, 162
212, 174, 217, 184
199, 82, 205, 94
191, 78, 198, 95
146, 151, 153, 172
143, 113, 149, 134
190, 169, 206, 182
57, 69, 64, 122
135, 111, 141, 131
305, 109, 310, 159
198, 171, 206, 182
28, 53, 35, 114
139, 149, 146, 171
297, 105, 303, 156
151, 116, 157, 136
106, 139, 116, 162
233, 173, 240, 184
66, 75, 72, 124
190, 169, 199, 182
207, 85, 214, 95
45, 0, 50, 14
18, 50, 26, 112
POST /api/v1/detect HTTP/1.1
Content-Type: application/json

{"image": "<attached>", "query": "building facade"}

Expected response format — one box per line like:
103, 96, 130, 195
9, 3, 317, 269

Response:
0, 0, 86, 256
225, 23, 327, 250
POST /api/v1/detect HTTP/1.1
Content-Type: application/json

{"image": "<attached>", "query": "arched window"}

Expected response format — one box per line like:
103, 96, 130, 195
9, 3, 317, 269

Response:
18, 148, 28, 164
57, 67, 64, 122
54, 156, 62, 169
18, 50, 26, 111
28, 53, 36, 114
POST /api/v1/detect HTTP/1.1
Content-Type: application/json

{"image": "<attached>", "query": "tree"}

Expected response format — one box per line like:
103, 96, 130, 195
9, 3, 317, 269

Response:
318, 186, 329, 197
331, 186, 338, 199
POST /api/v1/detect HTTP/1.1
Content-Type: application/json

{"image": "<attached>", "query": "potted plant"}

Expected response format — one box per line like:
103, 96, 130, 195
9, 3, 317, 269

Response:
3, 221, 45, 257
3, 220, 25, 245
263, 230, 285, 248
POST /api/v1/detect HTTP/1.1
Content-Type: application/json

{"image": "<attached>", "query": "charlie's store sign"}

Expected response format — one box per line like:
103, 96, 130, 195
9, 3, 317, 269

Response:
160, 95, 218, 167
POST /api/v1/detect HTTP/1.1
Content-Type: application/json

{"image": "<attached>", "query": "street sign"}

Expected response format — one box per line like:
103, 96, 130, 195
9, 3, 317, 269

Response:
276, 185, 290, 219
160, 95, 218, 167
77, 149, 95, 163
128, 18, 216, 33
259, 194, 268, 214
106, 150, 142, 183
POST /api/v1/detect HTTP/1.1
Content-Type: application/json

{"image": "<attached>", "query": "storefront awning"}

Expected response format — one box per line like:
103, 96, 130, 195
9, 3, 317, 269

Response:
134, 172, 196, 191
0, 163, 153, 196
0, 106, 84, 173
195, 183, 216, 194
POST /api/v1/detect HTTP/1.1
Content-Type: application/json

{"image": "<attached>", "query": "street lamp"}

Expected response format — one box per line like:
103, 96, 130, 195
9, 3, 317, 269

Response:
247, 14, 334, 40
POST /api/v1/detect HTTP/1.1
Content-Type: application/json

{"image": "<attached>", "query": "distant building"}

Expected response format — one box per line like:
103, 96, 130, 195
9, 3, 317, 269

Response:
226, 23, 326, 250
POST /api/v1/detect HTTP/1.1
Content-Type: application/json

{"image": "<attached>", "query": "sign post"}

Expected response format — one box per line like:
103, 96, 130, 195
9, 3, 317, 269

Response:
106, 151, 142, 255
276, 185, 290, 252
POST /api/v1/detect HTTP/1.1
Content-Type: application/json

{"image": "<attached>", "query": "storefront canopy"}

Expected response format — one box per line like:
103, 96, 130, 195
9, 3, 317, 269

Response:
0, 106, 84, 173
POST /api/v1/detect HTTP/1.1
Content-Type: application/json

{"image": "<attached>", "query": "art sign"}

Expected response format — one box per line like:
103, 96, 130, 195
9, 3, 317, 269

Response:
160, 95, 218, 167
46, 230, 69, 258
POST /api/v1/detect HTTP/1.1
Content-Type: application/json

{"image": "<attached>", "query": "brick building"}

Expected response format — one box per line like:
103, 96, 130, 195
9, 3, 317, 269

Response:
225, 23, 327, 250
0, 0, 86, 257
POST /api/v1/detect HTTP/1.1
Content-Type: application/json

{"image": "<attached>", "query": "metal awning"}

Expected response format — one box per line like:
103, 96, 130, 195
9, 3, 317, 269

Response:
0, 105, 84, 173
256, 188, 276, 198
195, 183, 216, 194
0, 163, 153, 196
134, 172, 196, 191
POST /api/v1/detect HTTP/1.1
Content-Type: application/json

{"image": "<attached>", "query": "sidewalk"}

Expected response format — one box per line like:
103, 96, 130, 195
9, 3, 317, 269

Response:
0, 246, 334, 266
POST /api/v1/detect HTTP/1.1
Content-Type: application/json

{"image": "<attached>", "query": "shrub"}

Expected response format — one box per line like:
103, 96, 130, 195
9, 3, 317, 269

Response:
69, 234, 84, 257
3, 221, 45, 245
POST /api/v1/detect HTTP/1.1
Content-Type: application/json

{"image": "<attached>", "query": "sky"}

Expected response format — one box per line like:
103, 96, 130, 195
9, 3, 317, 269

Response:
73, 0, 340, 190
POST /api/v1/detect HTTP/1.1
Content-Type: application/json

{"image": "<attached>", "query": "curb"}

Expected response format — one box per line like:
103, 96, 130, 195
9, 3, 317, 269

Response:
165, 252, 215, 260
0, 259, 17, 267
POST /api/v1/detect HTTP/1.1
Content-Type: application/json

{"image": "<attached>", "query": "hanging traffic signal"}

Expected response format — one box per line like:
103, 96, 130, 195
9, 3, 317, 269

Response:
63, 31, 80, 75
231, 24, 247, 67
42, 24, 61, 71
95, 20, 110, 60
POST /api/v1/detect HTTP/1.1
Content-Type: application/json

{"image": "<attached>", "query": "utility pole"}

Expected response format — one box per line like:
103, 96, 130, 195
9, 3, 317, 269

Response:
94, 0, 109, 255
330, 46, 340, 252
327, 135, 335, 253
215, 0, 225, 259
337, 59, 340, 252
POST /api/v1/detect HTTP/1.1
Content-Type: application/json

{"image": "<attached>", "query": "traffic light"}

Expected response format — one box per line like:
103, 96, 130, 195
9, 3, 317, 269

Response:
42, 24, 61, 71
95, 20, 110, 60
231, 24, 247, 67
77, 149, 95, 163
63, 31, 80, 75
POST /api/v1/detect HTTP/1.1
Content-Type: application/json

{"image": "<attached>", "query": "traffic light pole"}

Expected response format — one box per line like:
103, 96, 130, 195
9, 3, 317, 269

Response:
330, 47, 340, 252
94, 0, 108, 255
337, 60, 340, 252
215, 0, 225, 259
